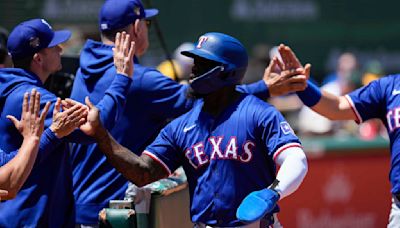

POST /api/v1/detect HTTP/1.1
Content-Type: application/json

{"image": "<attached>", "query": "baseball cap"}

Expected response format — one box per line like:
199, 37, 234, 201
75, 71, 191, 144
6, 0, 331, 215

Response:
7, 18, 71, 60
181, 32, 248, 72
99, 0, 159, 31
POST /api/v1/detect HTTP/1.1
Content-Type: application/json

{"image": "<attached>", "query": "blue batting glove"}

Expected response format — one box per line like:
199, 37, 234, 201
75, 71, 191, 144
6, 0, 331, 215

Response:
236, 188, 280, 223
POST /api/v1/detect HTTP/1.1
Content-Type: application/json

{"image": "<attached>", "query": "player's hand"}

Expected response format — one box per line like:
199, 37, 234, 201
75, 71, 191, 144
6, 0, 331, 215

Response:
113, 32, 136, 78
278, 44, 303, 70
50, 98, 87, 138
62, 98, 103, 137
7, 89, 50, 141
236, 188, 280, 223
71, 97, 102, 137
278, 44, 311, 80
263, 57, 309, 96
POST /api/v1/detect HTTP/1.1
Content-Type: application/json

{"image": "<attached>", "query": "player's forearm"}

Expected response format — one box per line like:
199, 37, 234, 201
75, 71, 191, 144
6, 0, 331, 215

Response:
297, 81, 357, 121
275, 147, 308, 199
0, 137, 40, 199
310, 90, 356, 121
94, 128, 162, 187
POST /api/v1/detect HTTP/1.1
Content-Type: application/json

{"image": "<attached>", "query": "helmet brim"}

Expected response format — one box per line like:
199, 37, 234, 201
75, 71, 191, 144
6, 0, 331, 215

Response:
181, 49, 228, 65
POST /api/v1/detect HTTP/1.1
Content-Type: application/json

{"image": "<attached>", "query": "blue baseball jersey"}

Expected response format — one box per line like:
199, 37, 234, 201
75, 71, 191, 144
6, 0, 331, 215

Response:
346, 74, 400, 194
144, 94, 301, 227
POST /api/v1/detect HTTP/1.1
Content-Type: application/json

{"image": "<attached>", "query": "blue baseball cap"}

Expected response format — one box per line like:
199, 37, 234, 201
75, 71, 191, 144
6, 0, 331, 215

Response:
7, 18, 71, 60
182, 32, 248, 72
99, 0, 159, 31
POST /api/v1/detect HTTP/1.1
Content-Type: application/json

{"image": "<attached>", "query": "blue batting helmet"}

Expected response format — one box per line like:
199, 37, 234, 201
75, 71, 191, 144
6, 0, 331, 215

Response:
181, 32, 248, 94
182, 32, 248, 72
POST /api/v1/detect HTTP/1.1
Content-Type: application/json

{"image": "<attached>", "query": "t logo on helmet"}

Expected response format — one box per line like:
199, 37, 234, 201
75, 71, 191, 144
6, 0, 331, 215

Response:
196, 36, 208, 49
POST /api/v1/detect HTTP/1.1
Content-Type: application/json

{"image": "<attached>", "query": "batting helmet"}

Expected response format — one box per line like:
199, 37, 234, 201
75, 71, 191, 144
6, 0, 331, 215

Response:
181, 32, 248, 95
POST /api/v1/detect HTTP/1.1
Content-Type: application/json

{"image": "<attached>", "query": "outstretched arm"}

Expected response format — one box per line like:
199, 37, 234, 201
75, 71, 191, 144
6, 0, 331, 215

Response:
61, 32, 136, 139
84, 32, 136, 133
278, 44, 357, 121
237, 56, 309, 98
82, 97, 168, 187
0, 89, 50, 199
310, 90, 357, 121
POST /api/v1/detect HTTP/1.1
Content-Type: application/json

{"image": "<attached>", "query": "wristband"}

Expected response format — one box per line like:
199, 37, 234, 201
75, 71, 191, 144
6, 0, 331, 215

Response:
296, 81, 321, 107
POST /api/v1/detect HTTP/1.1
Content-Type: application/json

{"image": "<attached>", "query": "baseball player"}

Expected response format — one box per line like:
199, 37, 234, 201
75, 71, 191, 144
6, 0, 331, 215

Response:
69, 0, 309, 226
277, 44, 400, 227
0, 18, 135, 227
83, 32, 309, 227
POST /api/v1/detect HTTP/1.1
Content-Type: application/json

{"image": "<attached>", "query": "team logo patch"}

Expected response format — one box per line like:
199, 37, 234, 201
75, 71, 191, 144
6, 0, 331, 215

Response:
29, 37, 40, 48
134, 6, 141, 16
100, 24, 108, 30
280, 121, 293, 135
196, 36, 208, 49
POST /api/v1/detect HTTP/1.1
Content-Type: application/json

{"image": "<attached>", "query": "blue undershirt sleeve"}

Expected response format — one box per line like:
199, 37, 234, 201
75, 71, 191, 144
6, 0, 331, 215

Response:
0, 149, 17, 167
96, 74, 132, 130
36, 128, 63, 163
0, 128, 62, 166
63, 74, 132, 144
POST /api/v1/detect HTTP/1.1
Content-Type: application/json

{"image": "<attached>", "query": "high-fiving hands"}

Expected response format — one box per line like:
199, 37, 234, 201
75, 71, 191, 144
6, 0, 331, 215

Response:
277, 44, 311, 77
61, 97, 101, 137
82, 97, 101, 138
57, 32, 136, 137
263, 44, 312, 96
50, 98, 88, 138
